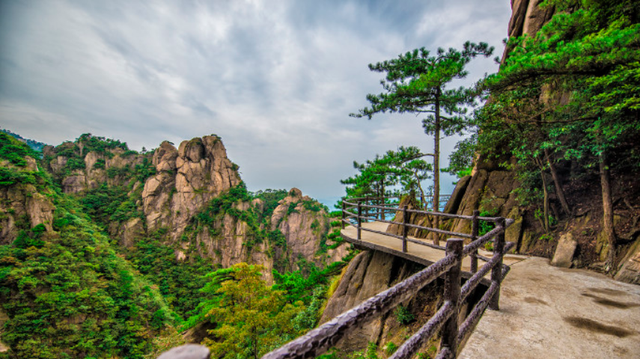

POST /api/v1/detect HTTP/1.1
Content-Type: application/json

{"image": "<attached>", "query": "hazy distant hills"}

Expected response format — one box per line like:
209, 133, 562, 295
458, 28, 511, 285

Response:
1, 128, 47, 152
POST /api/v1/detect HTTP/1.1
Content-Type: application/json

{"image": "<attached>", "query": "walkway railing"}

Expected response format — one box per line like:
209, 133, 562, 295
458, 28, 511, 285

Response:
159, 197, 515, 359
260, 198, 515, 359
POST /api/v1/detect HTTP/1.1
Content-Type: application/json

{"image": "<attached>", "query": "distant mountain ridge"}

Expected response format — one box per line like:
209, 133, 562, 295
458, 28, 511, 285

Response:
1, 128, 47, 152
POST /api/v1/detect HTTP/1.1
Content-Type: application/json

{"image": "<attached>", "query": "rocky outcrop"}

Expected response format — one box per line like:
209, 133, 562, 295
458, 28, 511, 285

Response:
320, 250, 443, 353
142, 136, 241, 239
550, 233, 577, 268
0, 162, 55, 244
44, 141, 144, 194
615, 240, 640, 285
39, 134, 348, 281
271, 188, 348, 271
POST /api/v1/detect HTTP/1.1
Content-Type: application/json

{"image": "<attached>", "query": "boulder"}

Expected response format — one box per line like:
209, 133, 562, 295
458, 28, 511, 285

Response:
615, 239, 640, 285
550, 233, 577, 268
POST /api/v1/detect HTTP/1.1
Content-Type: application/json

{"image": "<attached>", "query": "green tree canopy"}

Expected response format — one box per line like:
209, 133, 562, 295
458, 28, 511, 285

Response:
351, 42, 493, 217
479, 0, 640, 268
341, 146, 432, 207
202, 263, 305, 359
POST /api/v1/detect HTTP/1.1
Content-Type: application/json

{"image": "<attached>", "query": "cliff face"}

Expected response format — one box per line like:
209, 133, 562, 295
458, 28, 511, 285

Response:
0, 158, 55, 244
389, 0, 640, 284
319, 251, 444, 353
33, 134, 347, 282
141, 136, 241, 239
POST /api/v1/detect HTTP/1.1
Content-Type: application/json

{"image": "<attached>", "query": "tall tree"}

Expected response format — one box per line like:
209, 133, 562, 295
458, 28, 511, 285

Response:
352, 42, 493, 211
202, 263, 305, 359
352, 42, 493, 242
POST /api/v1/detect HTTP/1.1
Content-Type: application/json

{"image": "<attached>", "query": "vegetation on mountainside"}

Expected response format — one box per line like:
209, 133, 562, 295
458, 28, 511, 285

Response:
201, 263, 306, 359
478, 0, 640, 269
0, 138, 177, 359
1, 132, 353, 358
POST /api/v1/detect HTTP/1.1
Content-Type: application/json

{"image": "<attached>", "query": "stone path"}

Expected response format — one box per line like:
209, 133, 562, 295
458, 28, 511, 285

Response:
460, 257, 640, 359
340, 222, 526, 272
341, 222, 640, 359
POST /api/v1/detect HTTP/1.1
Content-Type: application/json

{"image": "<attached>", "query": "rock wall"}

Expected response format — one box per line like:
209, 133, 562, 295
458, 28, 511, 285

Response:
43, 143, 145, 194
142, 136, 241, 239
271, 188, 348, 271
319, 250, 443, 354
0, 159, 55, 244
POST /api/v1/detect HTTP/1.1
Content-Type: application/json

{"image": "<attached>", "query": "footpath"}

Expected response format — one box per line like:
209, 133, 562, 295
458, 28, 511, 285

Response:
459, 257, 640, 359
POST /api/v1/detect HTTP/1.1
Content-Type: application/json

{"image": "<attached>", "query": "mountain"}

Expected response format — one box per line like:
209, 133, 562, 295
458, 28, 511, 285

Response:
0, 132, 350, 358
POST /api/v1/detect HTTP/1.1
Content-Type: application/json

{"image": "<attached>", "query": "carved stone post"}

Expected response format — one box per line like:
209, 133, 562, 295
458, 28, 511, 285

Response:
489, 217, 506, 310
402, 205, 408, 253
440, 238, 463, 357
470, 210, 479, 273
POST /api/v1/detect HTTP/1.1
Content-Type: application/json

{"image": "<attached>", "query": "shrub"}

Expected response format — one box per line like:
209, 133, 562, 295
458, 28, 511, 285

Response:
394, 305, 414, 325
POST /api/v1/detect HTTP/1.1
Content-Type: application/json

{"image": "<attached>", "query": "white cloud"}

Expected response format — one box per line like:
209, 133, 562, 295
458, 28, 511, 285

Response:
0, 0, 512, 204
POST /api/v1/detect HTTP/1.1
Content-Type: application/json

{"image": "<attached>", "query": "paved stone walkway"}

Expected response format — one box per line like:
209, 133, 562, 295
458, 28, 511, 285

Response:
341, 222, 640, 359
460, 257, 640, 359
340, 222, 526, 271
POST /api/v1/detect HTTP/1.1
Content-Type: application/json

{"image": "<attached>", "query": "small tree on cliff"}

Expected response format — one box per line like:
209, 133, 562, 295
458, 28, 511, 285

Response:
351, 42, 493, 216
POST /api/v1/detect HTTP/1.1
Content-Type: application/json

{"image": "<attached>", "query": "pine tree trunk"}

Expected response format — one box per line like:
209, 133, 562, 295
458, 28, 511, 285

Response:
545, 149, 571, 216
599, 152, 616, 270
433, 92, 441, 246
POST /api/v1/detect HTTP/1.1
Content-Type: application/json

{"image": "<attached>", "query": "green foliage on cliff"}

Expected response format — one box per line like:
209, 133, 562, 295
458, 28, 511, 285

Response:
0, 132, 40, 167
1, 132, 346, 359
124, 234, 216, 319
480, 0, 640, 178
1, 190, 176, 359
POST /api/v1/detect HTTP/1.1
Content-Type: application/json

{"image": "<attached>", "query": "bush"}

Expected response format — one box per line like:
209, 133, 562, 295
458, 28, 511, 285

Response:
93, 158, 106, 169
394, 305, 414, 325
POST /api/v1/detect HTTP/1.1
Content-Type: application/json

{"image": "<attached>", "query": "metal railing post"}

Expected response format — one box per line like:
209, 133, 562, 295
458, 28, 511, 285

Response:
489, 217, 506, 310
470, 210, 479, 273
341, 201, 346, 229
440, 238, 463, 357
402, 205, 408, 253
357, 201, 362, 240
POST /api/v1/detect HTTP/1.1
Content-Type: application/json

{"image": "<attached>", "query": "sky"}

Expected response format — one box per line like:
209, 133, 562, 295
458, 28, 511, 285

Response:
0, 0, 512, 207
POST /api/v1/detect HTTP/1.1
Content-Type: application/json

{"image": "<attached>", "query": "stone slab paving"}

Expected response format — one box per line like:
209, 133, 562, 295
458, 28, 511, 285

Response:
459, 257, 640, 359
341, 222, 640, 359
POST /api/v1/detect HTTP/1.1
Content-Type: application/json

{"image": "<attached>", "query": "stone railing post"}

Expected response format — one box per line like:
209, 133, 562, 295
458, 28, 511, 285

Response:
440, 238, 463, 357
470, 210, 479, 273
489, 217, 506, 310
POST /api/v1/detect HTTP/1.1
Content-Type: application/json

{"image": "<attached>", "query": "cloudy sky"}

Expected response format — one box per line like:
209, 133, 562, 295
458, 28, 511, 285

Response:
0, 0, 512, 206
